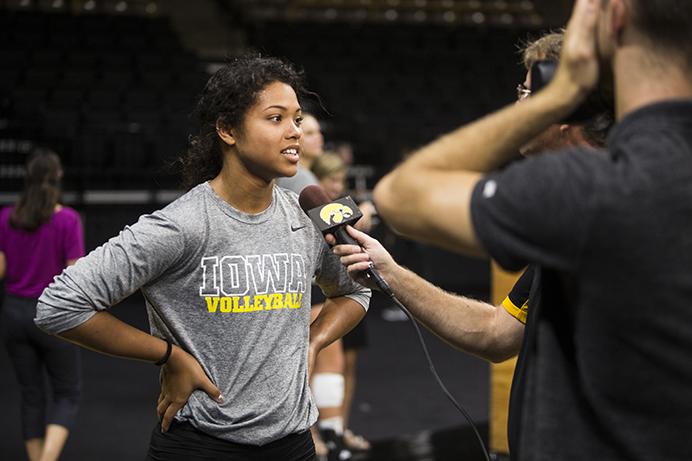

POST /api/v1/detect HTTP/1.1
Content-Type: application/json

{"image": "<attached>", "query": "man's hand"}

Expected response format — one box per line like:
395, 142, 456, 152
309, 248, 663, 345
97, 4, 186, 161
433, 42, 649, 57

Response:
551, 0, 601, 101
327, 226, 400, 290
157, 346, 223, 432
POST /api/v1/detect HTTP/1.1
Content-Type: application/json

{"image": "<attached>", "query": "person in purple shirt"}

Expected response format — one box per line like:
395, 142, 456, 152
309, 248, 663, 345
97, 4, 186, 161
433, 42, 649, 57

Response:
0, 148, 84, 461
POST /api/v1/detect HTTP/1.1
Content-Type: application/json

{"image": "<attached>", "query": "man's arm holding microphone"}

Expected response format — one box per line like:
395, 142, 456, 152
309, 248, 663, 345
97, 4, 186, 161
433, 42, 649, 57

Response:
327, 226, 524, 363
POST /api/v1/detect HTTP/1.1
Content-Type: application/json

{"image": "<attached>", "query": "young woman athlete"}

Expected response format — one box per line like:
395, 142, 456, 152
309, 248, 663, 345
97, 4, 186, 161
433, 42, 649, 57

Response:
34, 56, 370, 461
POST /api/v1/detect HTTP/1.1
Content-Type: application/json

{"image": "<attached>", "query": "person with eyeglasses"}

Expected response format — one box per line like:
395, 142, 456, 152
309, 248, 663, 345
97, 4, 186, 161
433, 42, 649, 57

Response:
488, 30, 612, 357
517, 32, 612, 157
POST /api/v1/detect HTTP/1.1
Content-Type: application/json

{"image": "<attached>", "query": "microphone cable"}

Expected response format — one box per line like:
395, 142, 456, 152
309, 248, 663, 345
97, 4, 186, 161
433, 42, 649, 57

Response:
368, 268, 492, 461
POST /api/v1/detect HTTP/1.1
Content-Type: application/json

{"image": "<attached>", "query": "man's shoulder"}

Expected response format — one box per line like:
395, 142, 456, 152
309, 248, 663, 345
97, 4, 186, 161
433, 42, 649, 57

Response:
529, 146, 611, 174
471, 149, 612, 272
478, 147, 612, 202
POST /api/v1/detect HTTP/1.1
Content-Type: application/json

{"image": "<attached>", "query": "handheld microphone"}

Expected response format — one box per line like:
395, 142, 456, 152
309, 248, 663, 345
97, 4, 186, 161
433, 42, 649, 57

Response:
298, 185, 393, 296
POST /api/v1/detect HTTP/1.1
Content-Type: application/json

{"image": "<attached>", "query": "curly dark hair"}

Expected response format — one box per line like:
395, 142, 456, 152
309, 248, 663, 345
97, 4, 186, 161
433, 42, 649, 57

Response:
180, 55, 306, 189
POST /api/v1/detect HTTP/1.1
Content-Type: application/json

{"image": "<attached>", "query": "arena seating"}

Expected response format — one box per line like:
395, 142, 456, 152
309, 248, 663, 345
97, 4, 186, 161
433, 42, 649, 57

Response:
1, 10, 532, 192
0, 10, 208, 191
245, 22, 527, 170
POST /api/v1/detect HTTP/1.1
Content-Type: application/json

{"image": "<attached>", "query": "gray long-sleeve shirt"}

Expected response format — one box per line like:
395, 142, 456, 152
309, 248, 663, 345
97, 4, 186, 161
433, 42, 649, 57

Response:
35, 182, 370, 445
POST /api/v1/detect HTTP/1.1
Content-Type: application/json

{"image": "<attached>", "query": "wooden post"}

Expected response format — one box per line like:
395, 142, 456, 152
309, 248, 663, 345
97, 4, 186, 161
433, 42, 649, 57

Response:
489, 262, 522, 455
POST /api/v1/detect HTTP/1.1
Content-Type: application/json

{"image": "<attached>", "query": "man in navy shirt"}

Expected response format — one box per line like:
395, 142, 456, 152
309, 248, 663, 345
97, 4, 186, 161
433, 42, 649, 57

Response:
370, 1, 692, 460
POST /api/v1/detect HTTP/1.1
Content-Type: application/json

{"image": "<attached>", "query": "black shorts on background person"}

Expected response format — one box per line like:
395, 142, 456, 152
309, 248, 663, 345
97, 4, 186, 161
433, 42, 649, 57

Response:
1, 296, 81, 438
0, 149, 84, 461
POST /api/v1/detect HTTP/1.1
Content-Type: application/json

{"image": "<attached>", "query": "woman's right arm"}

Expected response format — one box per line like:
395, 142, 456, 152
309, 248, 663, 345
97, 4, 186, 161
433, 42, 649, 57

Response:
36, 211, 183, 334
61, 310, 222, 431
36, 211, 222, 430
59, 310, 171, 361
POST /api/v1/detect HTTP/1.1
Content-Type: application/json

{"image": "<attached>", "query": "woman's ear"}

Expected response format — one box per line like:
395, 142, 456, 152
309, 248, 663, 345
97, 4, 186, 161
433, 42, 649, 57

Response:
216, 121, 236, 147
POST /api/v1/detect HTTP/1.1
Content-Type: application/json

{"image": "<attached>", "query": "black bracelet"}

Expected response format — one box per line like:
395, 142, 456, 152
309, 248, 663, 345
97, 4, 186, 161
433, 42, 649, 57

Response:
155, 338, 173, 366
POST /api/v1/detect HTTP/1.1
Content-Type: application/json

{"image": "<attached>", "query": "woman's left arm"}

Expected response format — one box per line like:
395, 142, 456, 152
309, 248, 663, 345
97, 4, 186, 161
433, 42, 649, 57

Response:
308, 296, 366, 376
310, 236, 371, 376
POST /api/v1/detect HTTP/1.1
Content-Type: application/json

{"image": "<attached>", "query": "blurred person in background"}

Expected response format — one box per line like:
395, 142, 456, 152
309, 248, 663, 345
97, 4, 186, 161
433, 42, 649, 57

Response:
0, 147, 84, 461
275, 112, 335, 460
312, 153, 348, 201
518, 31, 612, 157
311, 152, 375, 454
332, 142, 354, 168
276, 112, 324, 192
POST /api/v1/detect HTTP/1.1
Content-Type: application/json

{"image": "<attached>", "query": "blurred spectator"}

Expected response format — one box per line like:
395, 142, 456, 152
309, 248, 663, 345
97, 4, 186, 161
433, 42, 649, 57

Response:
311, 151, 373, 453
276, 113, 324, 192
0, 148, 84, 461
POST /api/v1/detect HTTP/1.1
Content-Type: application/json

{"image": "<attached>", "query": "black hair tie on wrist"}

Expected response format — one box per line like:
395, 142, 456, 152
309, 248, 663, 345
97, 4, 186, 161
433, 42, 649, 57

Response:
155, 339, 173, 366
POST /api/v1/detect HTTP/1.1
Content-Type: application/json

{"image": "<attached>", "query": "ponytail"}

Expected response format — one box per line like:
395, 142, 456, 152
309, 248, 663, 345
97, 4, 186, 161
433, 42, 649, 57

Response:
10, 148, 62, 231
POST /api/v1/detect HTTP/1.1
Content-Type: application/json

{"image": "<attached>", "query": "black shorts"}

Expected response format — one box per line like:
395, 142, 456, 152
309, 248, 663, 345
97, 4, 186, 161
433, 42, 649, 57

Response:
146, 422, 315, 461
311, 284, 326, 306
343, 316, 368, 350
311, 285, 368, 350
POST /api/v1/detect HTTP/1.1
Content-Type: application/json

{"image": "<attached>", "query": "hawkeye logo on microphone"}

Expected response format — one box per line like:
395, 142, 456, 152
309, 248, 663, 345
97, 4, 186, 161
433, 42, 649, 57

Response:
307, 196, 363, 233
319, 203, 354, 225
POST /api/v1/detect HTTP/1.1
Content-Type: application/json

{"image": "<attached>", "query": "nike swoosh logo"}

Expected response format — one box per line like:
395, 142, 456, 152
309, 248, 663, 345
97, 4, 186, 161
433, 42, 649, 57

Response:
291, 225, 307, 232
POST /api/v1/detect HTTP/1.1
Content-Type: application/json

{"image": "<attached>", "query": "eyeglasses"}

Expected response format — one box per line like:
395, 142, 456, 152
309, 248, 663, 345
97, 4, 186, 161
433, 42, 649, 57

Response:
516, 83, 532, 101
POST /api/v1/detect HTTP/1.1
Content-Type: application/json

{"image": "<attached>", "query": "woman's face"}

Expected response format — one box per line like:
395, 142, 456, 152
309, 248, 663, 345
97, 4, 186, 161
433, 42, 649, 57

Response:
226, 81, 303, 182
319, 170, 347, 200
300, 115, 324, 162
